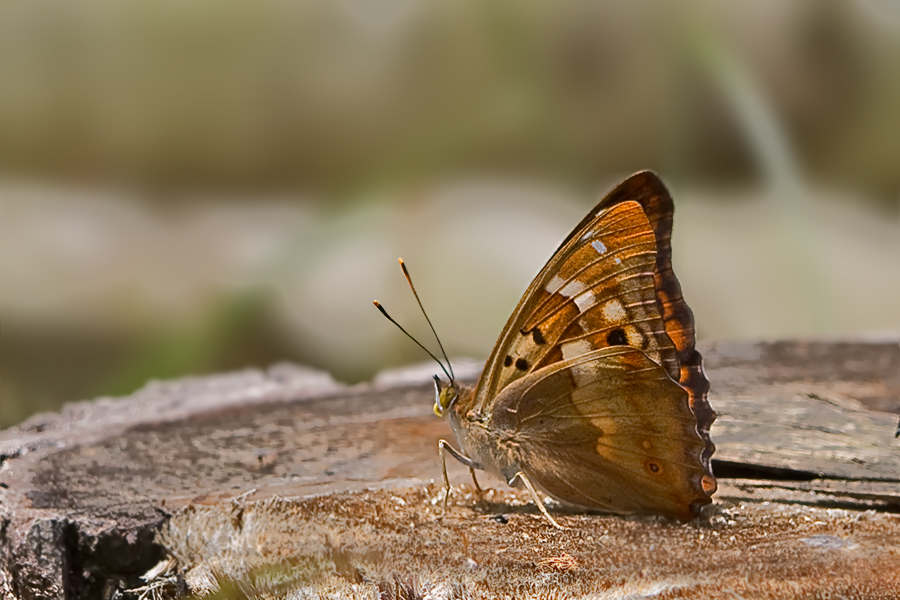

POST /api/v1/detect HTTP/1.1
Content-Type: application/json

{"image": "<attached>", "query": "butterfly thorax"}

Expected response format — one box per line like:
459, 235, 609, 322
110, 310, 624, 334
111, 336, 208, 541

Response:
444, 384, 521, 483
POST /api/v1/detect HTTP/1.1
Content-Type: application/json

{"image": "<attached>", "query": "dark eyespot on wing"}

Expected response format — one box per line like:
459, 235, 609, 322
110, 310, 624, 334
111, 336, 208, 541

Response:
532, 328, 546, 345
504, 355, 513, 367
515, 358, 529, 371
607, 328, 627, 346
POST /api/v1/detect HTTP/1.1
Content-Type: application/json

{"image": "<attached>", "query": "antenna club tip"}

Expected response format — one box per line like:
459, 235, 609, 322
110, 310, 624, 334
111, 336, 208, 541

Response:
398, 257, 405, 265
372, 300, 381, 307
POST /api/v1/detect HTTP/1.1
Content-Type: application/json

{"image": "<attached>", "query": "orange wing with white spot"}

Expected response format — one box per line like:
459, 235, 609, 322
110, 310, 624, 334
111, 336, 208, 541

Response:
467, 187, 678, 417
460, 171, 716, 511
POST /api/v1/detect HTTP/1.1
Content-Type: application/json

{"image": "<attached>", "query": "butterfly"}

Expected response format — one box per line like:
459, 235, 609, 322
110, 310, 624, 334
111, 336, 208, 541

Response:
377, 171, 716, 526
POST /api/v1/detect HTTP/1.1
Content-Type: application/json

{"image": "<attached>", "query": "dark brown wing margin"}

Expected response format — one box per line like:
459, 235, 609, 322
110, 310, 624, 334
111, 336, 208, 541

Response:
564, 171, 716, 489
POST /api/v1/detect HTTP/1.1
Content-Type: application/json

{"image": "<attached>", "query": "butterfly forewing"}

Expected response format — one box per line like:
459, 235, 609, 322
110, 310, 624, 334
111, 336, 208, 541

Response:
581, 172, 715, 444
490, 347, 710, 520
466, 199, 679, 418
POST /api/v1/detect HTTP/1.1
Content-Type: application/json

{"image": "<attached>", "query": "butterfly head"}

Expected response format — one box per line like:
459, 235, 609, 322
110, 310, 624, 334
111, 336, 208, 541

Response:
432, 374, 459, 417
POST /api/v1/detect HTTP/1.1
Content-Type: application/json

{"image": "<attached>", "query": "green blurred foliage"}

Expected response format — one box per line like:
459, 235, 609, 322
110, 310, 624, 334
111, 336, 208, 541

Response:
1, 0, 898, 428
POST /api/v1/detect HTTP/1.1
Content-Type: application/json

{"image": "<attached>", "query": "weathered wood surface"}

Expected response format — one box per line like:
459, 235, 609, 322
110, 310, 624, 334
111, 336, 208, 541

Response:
1, 341, 898, 599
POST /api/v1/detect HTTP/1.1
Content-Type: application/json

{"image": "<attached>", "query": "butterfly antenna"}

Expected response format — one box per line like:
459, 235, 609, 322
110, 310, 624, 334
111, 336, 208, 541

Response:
398, 258, 455, 382
373, 300, 453, 383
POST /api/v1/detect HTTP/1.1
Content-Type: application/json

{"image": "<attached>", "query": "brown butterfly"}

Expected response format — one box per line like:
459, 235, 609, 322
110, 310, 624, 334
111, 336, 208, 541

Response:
376, 171, 716, 526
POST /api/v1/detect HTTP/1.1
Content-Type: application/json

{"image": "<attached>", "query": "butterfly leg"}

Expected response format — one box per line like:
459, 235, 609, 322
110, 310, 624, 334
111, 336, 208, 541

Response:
437, 439, 481, 508
467, 467, 486, 504
509, 471, 565, 530
469, 467, 483, 492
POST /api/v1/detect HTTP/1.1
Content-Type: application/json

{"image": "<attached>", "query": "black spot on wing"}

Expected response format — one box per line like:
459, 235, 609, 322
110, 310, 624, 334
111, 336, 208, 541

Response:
515, 358, 529, 371
504, 355, 513, 367
607, 328, 627, 346
520, 327, 546, 345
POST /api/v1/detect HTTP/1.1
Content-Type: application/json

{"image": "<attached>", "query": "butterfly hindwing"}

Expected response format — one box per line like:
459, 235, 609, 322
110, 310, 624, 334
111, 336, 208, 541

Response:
489, 346, 711, 520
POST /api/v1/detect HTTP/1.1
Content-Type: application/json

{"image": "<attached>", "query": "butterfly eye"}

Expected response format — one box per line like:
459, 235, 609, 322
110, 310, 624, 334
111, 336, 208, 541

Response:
433, 376, 460, 417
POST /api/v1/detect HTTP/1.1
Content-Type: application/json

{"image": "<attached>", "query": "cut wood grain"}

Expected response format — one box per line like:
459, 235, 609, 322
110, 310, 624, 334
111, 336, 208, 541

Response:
1, 341, 898, 599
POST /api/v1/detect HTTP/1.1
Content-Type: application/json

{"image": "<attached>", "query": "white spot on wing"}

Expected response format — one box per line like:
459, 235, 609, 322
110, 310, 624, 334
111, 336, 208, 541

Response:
626, 327, 643, 347
558, 279, 594, 312
601, 299, 627, 323
614, 257, 621, 264
561, 340, 592, 361
559, 279, 584, 298
545, 275, 565, 294
592, 240, 607, 254
573, 290, 595, 312
562, 340, 597, 387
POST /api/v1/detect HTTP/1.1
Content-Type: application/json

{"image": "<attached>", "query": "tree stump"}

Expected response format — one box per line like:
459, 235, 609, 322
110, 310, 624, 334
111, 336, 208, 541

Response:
1, 341, 898, 599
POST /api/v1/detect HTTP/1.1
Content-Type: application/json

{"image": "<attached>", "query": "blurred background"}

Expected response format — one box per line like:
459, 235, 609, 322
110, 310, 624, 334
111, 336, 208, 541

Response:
1, 0, 898, 428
